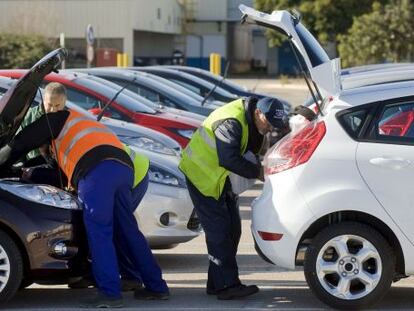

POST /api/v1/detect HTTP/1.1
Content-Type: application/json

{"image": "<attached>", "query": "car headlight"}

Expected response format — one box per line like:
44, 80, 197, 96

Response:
119, 136, 179, 156
148, 165, 185, 188
0, 181, 81, 210
177, 129, 195, 139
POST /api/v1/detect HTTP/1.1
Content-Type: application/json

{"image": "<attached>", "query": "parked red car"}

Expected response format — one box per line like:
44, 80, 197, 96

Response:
0, 70, 201, 147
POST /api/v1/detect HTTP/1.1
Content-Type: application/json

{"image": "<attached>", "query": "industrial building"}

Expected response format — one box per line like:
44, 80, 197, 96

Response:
0, 0, 293, 74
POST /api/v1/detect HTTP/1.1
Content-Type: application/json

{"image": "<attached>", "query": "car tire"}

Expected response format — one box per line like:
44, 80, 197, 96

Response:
304, 222, 395, 310
19, 278, 33, 290
0, 231, 24, 303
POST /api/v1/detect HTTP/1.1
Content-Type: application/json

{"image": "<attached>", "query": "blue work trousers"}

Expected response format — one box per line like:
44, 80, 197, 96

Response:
116, 173, 149, 282
78, 160, 168, 298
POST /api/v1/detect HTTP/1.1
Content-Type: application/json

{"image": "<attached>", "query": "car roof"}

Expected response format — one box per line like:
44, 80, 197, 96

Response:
336, 80, 414, 108
341, 63, 414, 76
133, 67, 238, 98
73, 68, 202, 106
342, 68, 414, 90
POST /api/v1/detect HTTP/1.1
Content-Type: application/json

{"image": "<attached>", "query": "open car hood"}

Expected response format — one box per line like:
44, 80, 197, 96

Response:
239, 5, 341, 97
0, 48, 67, 148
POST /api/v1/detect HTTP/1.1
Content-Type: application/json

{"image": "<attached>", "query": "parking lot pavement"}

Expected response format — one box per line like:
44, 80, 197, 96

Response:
4, 183, 414, 310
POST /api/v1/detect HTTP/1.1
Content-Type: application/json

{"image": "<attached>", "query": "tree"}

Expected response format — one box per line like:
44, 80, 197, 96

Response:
254, 0, 387, 46
338, 0, 414, 67
0, 34, 57, 69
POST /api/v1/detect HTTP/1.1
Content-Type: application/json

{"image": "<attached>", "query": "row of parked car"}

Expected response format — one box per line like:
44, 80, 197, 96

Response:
3, 4, 414, 307
0, 48, 289, 302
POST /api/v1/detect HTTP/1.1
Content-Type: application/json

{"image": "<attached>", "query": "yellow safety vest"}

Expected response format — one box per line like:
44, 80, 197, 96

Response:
124, 144, 150, 188
179, 99, 249, 200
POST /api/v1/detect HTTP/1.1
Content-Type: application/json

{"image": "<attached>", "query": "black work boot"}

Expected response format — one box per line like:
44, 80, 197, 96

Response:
121, 279, 143, 292
134, 288, 170, 300
68, 276, 96, 289
79, 292, 124, 308
217, 284, 259, 300
206, 288, 219, 295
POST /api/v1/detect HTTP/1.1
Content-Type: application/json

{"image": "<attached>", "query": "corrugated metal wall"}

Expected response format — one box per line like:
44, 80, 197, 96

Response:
0, 0, 182, 36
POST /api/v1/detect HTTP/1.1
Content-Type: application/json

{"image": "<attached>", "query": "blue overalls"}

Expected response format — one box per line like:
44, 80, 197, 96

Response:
116, 173, 149, 282
78, 160, 168, 298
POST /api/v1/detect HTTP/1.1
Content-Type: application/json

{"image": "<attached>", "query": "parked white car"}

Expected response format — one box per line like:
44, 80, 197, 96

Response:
241, 5, 414, 309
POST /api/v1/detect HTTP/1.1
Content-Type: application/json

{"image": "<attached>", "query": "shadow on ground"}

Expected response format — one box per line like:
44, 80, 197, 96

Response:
5, 286, 414, 310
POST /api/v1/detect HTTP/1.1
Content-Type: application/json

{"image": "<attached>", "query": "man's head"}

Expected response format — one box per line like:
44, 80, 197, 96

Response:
44, 82, 67, 113
254, 97, 289, 135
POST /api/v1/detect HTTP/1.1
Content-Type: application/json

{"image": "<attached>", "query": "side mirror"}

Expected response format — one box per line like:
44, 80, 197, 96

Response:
88, 108, 112, 117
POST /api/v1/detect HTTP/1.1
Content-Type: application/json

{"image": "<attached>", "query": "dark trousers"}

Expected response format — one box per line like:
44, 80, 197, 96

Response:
186, 177, 241, 291
78, 161, 168, 298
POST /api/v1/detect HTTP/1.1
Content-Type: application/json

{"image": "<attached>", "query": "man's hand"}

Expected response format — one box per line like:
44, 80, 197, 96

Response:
0, 145, 12, 166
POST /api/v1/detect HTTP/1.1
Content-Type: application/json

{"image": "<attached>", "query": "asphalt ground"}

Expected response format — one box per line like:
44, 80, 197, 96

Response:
4, 80, 414, 310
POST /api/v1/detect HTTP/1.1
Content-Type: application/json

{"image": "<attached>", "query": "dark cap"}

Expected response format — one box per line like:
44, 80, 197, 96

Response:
256, 97, 289, 129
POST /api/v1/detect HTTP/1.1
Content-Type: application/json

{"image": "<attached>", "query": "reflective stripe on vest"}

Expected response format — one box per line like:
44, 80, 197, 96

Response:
124, 144, 150, 188
53, 109, 124, 187
179, 99, 249, 200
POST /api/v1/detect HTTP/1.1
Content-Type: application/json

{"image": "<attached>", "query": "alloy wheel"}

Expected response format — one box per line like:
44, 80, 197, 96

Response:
316, 234, 382, 300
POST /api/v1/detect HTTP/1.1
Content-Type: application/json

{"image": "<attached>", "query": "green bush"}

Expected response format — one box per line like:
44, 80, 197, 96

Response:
338, 0, 414, 67
254, 0, 384, 46
0, 33, 57, 69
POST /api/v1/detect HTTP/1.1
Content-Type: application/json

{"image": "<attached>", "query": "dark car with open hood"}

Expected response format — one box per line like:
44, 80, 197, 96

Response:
0, 49, 89, 304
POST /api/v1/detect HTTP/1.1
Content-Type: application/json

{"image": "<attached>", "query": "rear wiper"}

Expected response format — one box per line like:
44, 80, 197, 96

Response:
201, 61, 230, 106
97, 76, 137, 121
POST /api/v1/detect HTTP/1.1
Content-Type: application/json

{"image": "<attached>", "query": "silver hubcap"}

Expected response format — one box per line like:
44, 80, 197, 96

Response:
316, 235, 382, 300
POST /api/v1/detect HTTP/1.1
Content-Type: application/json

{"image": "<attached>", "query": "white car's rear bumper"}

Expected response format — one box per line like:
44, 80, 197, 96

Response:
251, 169, 314, 269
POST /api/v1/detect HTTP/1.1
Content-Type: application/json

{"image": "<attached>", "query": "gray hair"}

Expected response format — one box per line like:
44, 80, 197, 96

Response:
44, 82, 67, 97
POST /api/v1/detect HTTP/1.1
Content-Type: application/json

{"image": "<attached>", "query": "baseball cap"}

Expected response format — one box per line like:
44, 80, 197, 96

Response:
256, 97, 289, 129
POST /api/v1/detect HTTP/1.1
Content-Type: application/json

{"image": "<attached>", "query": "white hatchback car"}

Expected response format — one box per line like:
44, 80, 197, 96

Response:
240, 5, 414, 310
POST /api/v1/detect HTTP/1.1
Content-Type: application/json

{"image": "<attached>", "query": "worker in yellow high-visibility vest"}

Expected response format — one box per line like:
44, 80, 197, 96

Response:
179, 97, 289, 300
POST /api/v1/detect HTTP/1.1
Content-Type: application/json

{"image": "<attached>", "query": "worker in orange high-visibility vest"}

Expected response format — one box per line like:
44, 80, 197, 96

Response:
0, 107, 169, 308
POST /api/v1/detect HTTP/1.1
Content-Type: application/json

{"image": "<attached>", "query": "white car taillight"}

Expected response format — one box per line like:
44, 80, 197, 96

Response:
264, 121, 326, 175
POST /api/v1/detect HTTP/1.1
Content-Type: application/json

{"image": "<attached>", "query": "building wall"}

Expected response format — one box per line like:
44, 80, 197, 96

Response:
186, 0, 227, 21
228, 0, 253, 20
0, 0, 183, 66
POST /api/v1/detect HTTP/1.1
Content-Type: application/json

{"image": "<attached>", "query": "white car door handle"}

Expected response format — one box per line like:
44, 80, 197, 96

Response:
369, 157, 412, 170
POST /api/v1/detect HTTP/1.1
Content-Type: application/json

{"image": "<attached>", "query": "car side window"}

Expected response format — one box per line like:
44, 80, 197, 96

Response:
337, 108, 368, 139
377, 103, 414, 139
66, 88, 103, 110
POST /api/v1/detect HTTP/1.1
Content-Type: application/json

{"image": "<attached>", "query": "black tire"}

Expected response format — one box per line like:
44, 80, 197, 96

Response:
304, 222, 395, 310
19, 278, 33, 290
0, 230, 24, 303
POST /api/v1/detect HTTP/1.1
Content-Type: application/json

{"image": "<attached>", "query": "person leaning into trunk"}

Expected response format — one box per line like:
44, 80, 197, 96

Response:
179, 96, 290, 300
0, 91, 169, 308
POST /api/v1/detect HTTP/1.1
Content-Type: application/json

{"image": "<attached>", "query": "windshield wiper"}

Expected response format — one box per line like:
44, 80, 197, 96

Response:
97, 76, 137, 121
201, 61, 230, 106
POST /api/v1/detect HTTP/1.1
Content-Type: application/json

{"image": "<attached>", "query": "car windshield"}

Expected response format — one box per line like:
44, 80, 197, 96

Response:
144, 73, 205, 102
73, 76, 156, 114
148, 69, 236, 98
183, 68, 247, 93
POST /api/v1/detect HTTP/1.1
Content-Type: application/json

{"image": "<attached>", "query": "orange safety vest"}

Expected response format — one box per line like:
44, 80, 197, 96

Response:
52, 109, 124, 187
